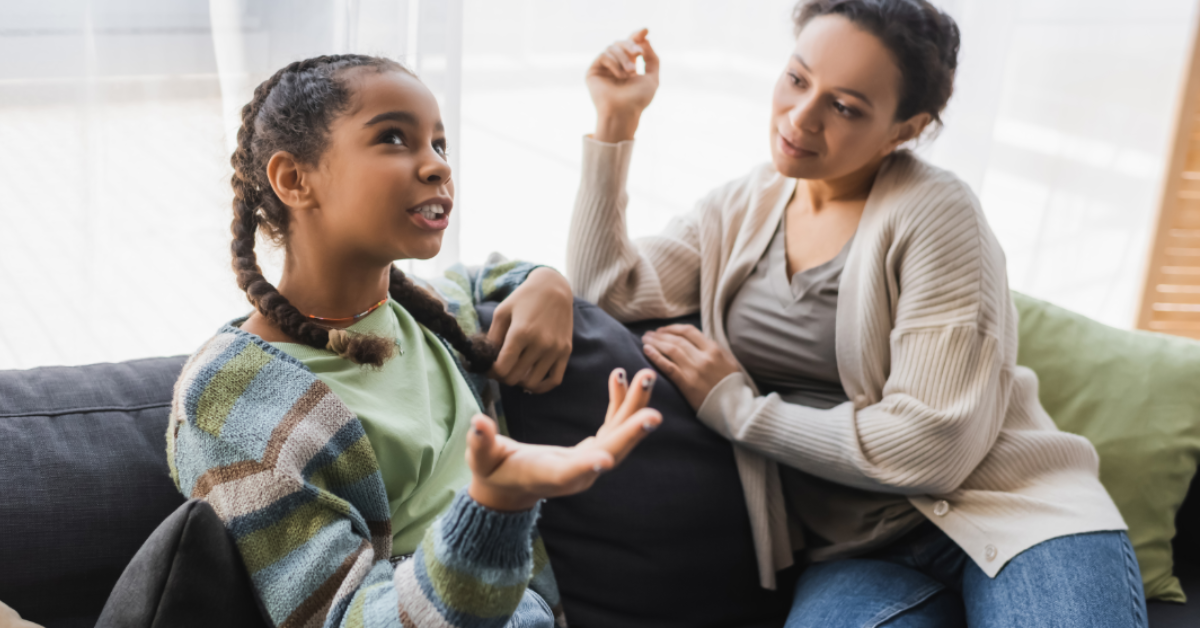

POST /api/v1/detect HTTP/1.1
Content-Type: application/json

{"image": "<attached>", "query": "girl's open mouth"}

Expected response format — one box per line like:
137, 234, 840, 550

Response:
408, 198, 453, 230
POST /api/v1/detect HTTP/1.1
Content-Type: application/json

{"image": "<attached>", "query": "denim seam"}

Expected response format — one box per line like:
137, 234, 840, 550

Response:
1121, 535, 1148, 628
864, 581, 945, 628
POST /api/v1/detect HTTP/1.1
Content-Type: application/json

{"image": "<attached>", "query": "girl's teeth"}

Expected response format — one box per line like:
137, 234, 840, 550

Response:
418, 204, 445, 220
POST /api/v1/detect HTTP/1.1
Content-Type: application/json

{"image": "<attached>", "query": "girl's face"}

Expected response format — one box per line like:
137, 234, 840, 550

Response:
769, 15, 926, 182
307, 69, 454, 263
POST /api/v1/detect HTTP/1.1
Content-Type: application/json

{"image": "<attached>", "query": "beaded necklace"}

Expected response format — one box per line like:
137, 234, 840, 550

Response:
302, 296, 389, 324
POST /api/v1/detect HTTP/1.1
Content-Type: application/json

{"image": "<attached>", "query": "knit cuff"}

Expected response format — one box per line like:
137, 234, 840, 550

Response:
581, 135, 635, 199
437, 488, 541, 570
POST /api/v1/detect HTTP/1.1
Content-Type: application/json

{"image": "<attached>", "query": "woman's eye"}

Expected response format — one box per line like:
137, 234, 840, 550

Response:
788, 72, 805, 88
833, 101, 858, 118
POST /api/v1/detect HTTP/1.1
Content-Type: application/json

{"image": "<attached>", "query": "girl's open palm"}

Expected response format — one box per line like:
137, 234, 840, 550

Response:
466, 368, 662, 511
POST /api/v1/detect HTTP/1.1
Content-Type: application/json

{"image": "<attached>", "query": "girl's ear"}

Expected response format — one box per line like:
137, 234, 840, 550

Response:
266, 150, 314, 209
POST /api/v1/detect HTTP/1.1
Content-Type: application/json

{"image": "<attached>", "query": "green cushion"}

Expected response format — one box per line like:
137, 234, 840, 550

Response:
1013, 291, 1200, 602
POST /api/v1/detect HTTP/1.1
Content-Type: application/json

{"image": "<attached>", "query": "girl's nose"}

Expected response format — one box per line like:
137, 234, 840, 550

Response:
419, 150, 452, 185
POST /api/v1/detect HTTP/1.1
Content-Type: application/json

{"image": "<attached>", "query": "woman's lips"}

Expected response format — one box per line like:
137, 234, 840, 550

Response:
778, 133, 818, 159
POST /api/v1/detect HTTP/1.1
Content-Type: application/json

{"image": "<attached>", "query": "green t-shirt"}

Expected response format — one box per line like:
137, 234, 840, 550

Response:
273, 300, 478, 556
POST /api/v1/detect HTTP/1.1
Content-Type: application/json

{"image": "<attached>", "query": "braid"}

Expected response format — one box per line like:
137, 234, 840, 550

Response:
228, 54, 405, 367
387, 266, 499, 373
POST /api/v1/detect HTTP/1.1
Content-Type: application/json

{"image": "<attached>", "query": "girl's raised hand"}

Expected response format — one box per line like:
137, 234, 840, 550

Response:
465, 368, 662, 512
587, 28, 660, 143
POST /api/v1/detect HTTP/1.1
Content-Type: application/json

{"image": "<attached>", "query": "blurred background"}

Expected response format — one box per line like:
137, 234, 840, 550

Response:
1, 0, 1197, 368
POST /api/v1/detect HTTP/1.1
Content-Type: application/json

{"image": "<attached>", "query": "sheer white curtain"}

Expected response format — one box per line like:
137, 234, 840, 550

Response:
0, 0, 462, 369
459, 0, 1199, 330
2, 0, 1196, 370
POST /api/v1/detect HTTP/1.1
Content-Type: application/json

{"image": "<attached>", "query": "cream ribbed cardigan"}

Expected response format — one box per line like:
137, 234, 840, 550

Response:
567, 137, 1126, 589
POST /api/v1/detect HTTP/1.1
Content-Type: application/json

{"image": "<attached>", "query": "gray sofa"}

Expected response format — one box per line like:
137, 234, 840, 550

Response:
0, 353, 1197, 627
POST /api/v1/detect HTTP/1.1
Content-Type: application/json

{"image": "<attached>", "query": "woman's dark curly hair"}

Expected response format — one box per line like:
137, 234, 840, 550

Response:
230, 54, 498, 370
793, 0, 960, 126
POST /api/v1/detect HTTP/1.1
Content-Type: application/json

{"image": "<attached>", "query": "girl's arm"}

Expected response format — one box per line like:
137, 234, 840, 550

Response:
169, 336, 659, 628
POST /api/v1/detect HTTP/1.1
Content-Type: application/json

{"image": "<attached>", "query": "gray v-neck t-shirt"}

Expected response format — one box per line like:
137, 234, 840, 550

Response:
726, 219, 924, 562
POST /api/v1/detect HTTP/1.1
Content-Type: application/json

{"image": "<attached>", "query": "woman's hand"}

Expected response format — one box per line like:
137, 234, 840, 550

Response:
586, 28, 660, 143
641, 325, 740, 411
487, 267, 574, 394
467, 368, 662, 511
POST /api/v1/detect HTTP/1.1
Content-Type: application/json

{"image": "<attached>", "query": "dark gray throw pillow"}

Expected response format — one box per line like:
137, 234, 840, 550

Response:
96, 499, 269, 628
478, 298, 794, 628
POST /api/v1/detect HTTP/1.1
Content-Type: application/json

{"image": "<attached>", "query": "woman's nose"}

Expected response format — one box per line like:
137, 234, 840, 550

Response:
789, 96, 822, 134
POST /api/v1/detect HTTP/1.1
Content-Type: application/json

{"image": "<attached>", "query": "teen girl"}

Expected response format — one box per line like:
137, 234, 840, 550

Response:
570, 1, 1146, 626
168, 54, 661, 628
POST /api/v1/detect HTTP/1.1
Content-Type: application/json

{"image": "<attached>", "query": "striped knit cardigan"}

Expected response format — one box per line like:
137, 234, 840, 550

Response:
568, 138, 1126, 589
166, 258, 563, 628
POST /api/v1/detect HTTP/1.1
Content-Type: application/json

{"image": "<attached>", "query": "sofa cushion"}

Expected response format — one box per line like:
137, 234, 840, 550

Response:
479, 299, 794, 628
0, 357, 188, 628
1013, 292, 1200, 603
95, 499, 269, 628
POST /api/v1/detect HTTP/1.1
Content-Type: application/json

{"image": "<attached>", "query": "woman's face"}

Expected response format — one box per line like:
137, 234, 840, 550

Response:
770, 15, 924, 181
306, 69, 454, 263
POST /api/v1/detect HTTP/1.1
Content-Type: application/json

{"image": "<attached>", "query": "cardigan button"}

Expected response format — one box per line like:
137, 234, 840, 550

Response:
933, 500, 950, 517
985, 544, 998, 561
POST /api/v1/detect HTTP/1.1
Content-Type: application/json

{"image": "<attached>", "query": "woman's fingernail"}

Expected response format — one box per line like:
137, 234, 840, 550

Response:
643, 421, 658, 432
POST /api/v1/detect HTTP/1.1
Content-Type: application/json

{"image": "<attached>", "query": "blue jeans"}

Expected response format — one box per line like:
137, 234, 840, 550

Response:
506, 589, 556, 628
785, 522, 1147, 628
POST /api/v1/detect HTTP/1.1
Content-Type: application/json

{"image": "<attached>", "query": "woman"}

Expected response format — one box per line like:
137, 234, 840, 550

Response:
169, 54, 662, 628
570, 1, 1144, 626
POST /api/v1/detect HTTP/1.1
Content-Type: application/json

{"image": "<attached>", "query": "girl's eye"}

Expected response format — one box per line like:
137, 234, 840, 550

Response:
380, 129, 406, 146
433, 140, 448, 157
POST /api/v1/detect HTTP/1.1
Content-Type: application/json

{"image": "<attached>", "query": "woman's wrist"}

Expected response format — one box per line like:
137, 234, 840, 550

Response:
594, 110, 641, 143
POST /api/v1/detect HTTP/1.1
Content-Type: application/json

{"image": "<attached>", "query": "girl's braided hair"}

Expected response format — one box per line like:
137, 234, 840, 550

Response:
230, 54, 498, 370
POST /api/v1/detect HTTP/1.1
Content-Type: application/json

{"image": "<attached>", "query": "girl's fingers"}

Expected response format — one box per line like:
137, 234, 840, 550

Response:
466, 415, 502, 476
604, 368, 629, 426
597, 407, 662, 463
615, 368, 656, 423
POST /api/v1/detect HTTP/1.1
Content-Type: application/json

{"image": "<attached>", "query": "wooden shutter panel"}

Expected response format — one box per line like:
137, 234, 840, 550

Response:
1139, 19, 1200, 339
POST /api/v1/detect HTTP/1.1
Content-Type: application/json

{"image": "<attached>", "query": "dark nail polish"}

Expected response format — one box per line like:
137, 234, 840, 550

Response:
616, 369, 627, 384
643, 421, 658, 432
641, 375, 654, 390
